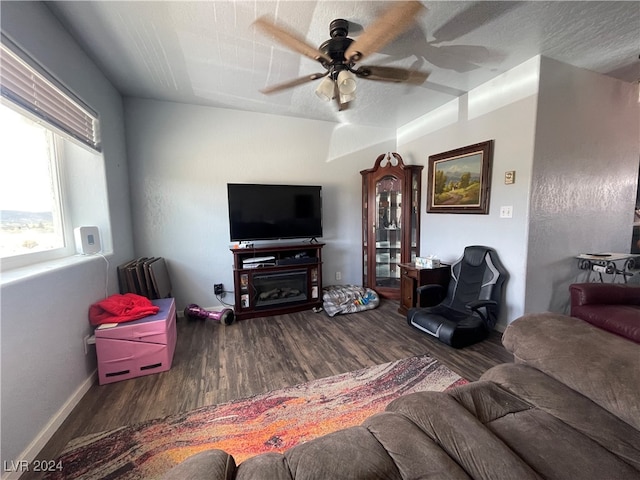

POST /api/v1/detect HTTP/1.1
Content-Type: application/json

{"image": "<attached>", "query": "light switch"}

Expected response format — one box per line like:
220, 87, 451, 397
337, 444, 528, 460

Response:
500, 206, 513, 218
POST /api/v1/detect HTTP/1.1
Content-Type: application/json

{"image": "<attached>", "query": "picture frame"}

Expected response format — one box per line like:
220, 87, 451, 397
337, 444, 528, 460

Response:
426, 140, 494, 214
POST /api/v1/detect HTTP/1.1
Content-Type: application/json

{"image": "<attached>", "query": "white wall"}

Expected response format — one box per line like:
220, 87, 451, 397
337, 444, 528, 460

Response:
397, 58, 540, 328
124, 98, 397, 310
0, 2, 134, 469
525, 57, 639, 313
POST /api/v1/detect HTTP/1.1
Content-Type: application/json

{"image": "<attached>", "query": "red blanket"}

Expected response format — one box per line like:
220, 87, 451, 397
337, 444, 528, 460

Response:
89, 293, 159, 326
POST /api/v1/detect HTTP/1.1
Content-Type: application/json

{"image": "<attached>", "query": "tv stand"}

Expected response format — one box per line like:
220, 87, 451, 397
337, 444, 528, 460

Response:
231, 242, 324, 320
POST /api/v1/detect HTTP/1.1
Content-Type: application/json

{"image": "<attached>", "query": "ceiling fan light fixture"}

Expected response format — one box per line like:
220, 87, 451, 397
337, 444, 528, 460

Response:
337, 69, 357, 95
339, 91, 356, 104
315, 76, 335, 101
256, 2, 427, 111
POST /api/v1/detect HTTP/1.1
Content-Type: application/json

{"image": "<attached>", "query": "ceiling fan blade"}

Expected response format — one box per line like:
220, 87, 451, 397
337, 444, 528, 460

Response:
260, 72, 328, 94
355, 65, 429, 85
254, 16, 332, 64
344, 1, 426, 63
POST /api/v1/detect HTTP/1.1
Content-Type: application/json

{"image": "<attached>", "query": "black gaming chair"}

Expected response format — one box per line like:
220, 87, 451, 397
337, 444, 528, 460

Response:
407, 246, 508, 348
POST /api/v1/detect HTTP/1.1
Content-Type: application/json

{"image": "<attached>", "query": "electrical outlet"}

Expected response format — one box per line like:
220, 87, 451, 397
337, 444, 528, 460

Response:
83, 334, 90, 355
214, 283, 224, 295
335, 271, 342, 281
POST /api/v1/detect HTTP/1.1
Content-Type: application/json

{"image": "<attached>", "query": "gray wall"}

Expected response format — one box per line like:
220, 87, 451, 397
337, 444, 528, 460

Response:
1, 2, 134, 467
525, 57, 639, 313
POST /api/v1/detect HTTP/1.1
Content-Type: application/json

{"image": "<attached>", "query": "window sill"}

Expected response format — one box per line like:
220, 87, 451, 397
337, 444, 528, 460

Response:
1, 252, 112, 287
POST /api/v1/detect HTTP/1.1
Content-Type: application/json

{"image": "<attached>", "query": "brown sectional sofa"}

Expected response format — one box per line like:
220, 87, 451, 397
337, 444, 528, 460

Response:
164, 312, 640, 479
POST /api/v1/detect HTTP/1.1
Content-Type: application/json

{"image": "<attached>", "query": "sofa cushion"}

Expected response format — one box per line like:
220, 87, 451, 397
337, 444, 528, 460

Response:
502, 313, 640, 431
482, 363, 640, 472
234, 453, 292, 480
570, 282, 640, 306
362, 412, 471, 479
486, 407, 640, 479
571, 304, 640, 342
387, 387, 540, 480
569, 283, 640, 342
237, 426, 402, 480
160, 449, 236, 479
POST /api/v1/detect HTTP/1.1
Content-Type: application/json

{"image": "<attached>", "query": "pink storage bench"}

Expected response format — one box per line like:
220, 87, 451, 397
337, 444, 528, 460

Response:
95, 297, 177, 384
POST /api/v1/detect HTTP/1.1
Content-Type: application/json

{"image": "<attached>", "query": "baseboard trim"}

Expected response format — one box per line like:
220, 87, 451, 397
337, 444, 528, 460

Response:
2, 370, 97, 480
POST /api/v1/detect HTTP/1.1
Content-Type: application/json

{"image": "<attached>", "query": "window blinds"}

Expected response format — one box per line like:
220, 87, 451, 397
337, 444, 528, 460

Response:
0, 40, 101, 151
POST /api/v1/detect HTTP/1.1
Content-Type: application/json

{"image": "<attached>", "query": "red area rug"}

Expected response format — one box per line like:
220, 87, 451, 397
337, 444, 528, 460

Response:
47, 354, 466, 479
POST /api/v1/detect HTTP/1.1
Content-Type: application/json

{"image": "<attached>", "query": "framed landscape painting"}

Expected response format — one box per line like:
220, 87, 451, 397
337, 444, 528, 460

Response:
427, 140, 494, 214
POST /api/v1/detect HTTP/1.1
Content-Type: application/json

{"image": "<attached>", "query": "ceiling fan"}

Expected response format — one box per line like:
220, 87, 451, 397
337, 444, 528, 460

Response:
253, 0, 430, 110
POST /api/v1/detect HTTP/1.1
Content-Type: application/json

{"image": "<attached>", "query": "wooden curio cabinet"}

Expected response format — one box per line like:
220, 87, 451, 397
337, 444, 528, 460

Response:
361, 153, 423, 299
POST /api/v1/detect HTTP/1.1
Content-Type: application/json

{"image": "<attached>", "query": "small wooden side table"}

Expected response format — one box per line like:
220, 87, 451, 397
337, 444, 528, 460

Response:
398, 263, 451, 315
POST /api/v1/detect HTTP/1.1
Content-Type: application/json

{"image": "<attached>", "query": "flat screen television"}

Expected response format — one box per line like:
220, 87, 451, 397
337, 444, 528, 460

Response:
227, 183, 323, 241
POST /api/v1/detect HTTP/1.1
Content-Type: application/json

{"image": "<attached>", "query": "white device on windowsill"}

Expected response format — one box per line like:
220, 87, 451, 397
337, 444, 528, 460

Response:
74, 226, 102, 254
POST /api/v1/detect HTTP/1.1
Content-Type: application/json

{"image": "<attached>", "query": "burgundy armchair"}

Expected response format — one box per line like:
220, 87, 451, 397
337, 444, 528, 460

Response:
569, 283, 640, 343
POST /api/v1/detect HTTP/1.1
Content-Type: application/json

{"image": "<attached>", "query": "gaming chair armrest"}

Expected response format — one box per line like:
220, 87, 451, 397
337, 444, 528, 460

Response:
466, 299, 498, 323
416, 284, 446, 307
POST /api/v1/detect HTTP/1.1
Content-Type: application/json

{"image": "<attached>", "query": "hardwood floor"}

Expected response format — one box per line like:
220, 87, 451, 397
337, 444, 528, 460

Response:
25, 299, 512, 478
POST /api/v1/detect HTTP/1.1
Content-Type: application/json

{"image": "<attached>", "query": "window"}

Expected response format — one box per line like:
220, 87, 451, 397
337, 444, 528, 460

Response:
0, 104, 67, 260
1, 38, 109, 271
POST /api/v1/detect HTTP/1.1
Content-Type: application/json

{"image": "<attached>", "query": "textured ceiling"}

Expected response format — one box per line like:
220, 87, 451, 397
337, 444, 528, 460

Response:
46, 1, 639, 129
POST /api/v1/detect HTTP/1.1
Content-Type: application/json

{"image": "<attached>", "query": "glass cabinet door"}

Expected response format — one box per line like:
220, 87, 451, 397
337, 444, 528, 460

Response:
362, 176, 369, 288
410, 169, 420, 263
361, 152, 422, 299
375, 175, 402, 289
